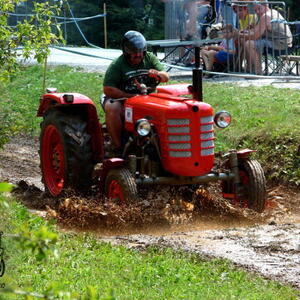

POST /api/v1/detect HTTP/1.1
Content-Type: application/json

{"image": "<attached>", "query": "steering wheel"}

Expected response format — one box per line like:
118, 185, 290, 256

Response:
123, 71, 161, 95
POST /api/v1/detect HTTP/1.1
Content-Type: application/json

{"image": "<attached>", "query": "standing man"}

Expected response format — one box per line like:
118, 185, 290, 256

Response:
102, 31, 169, 156
183, 0, 211, 40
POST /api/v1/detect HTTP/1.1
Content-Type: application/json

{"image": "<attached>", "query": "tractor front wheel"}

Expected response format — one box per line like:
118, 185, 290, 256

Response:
223, 159, 266, 212
105, 168, 138, 204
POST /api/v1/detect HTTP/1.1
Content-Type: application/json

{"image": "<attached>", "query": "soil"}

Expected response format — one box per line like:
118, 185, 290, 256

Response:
0, 135, 299, 290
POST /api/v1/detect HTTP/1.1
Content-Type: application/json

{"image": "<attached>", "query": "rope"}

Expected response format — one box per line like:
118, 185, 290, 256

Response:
4, 11, 106, 22
50, 46, 116, 61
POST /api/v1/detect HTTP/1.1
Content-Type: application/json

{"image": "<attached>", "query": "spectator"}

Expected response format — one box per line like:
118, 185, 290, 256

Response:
238, 0, 293, 74
233, 3, 257, 31
232, 2, 258, 71
184, 0, 211, 40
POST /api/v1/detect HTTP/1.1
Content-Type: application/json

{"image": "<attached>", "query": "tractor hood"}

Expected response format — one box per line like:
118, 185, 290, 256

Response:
124, 92, 215, 177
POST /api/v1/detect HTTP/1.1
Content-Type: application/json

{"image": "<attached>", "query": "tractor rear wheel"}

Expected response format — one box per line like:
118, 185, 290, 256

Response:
40, 110, 93, 196
105, 168, 138, 204
222, 159, 266, 212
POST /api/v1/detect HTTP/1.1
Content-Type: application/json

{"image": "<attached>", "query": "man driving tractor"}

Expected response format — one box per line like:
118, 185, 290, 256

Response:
102, 31, 169, 156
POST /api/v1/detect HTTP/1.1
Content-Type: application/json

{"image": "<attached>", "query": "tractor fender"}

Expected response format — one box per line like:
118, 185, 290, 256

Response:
38, 92, 104, 163
99, 158, 125, 192
37, 92, 96, 117
237, 149, 257, 159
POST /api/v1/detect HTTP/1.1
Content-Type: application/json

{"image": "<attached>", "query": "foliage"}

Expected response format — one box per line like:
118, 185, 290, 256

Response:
57, 0, 165, 48
0, 0, 63, 81
0, 197, 299, 299
106, 0, 164, 48
283, 0, 300, 21
0, 183, 13, 193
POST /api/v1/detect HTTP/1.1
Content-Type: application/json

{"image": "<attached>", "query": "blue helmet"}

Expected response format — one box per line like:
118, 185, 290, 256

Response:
122, 31, 147, 54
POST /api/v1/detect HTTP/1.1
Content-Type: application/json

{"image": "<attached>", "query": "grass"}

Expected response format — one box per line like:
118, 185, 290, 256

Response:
1, 196, 299, 299
0, 64, 299, 184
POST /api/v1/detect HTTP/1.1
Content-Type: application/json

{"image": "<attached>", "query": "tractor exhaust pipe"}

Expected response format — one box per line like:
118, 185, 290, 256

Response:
136, 172, 235, 186
192, 46, 203, 102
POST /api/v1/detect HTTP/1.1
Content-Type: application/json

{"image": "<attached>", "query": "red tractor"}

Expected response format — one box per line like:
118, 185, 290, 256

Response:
37, 50, 266, 212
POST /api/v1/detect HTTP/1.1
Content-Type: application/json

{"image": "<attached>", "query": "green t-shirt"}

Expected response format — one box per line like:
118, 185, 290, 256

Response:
103, 52, 164, 91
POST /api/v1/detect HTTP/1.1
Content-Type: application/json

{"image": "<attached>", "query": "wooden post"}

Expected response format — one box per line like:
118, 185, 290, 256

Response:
104, 3, 107, 48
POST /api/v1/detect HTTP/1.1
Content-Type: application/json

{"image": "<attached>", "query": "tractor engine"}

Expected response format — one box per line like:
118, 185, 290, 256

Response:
124, 85, 216, 177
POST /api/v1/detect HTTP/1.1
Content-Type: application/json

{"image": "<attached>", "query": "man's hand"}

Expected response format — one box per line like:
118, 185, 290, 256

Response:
148, 69, 169, 83
148, 69, 161, 80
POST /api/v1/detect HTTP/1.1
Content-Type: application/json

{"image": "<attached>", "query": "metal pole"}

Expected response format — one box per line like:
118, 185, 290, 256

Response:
104, 3, 107, 48
192, 46, 203, 102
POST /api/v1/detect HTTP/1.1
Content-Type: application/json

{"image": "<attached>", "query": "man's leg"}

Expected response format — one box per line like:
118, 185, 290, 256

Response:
104, 100, 123, 149
207, 50, 217, 71
244, 40, 262, 74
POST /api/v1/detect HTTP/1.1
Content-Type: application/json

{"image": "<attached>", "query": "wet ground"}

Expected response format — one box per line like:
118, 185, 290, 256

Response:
1, 135, 300, 289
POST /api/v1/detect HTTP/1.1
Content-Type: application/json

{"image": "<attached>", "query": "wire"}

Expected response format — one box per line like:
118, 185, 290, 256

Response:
4, 11, 106, 22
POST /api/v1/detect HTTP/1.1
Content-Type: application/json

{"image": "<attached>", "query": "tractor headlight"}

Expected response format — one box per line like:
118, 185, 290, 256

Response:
135, 119, 151, 136
214, 111, 231, 128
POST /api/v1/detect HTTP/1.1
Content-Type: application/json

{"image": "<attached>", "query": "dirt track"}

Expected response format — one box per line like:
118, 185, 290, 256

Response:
0, 135, 300, 289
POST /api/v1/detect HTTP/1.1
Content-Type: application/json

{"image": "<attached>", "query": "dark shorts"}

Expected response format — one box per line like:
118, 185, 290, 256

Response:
100, 95, 125, 111
214, 50, 233, 63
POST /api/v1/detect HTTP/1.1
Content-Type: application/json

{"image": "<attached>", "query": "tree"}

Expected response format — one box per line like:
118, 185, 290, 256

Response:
60, 0, 165, 48
0, 0, 63, 81
103, 0, 164, 48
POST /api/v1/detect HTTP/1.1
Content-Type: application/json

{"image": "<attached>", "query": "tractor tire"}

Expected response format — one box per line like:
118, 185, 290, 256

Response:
40, 110, 94, 196
238, 159, 266, 212
105, 168, 138, 204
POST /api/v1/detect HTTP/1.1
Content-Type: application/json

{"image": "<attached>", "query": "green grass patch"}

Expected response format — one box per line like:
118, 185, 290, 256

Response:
203, 83, 300, 185
1, 196, 299, 299
0, 65, 103, 145
0, 65, 299, 185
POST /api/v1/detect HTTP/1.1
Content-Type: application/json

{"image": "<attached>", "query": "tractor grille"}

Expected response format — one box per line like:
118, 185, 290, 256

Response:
166, 116, 214, 158
167, 118, 191, 157
200, 116, 214, 156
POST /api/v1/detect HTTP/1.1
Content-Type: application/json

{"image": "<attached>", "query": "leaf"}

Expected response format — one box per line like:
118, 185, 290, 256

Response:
0, 182, 13, 192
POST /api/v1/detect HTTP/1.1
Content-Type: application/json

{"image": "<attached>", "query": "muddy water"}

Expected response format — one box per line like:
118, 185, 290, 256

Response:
1, 135, 300, 289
